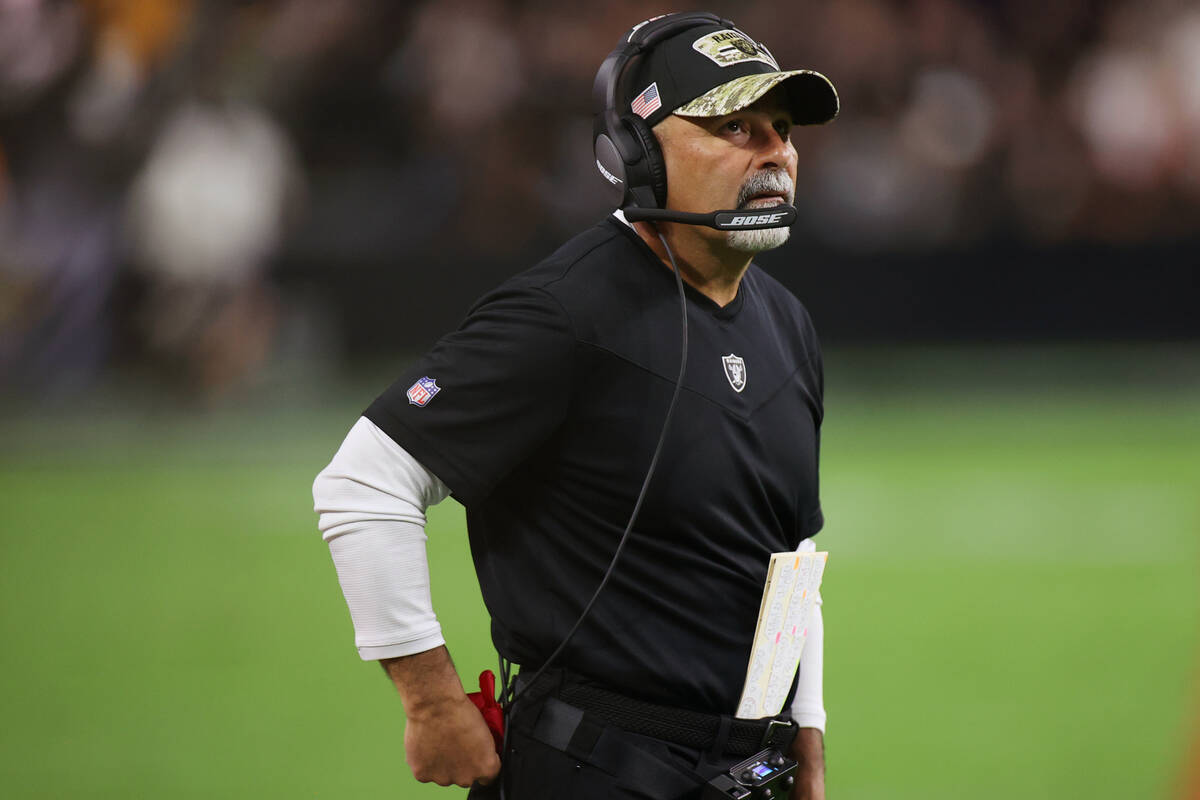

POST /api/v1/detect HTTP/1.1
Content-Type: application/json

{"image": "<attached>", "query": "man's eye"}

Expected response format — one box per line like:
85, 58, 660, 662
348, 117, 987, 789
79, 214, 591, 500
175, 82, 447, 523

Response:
774, 119, 792, 136
725, 120, 745, 134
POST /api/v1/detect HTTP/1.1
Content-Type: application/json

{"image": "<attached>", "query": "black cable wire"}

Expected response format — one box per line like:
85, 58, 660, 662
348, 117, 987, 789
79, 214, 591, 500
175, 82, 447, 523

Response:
506, 229, 688, 708
494, 229, 690, 799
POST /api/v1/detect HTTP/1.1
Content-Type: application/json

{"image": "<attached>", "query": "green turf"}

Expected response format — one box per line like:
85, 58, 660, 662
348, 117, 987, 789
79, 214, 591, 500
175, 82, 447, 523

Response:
1, 347, 1197, 798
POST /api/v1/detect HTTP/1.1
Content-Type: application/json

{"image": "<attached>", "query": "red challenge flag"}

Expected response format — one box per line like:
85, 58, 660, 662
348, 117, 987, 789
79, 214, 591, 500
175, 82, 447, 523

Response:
466, 670, 506, 754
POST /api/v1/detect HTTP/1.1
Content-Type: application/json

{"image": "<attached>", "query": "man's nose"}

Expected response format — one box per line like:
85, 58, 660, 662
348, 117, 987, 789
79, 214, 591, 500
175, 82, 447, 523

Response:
755, 128, 795, 172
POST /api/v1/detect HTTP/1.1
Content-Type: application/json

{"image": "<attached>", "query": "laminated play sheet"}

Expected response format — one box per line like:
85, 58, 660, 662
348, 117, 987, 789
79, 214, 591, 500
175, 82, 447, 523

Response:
735, 550, 828, 719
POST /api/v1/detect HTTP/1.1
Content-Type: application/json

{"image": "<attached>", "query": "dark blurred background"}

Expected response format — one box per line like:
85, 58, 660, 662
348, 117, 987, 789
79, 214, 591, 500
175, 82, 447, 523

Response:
1, 0, 1198, 401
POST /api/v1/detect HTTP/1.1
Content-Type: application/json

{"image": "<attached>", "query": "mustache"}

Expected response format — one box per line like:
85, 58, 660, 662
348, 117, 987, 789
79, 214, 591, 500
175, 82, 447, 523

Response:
736, 170, 795, 208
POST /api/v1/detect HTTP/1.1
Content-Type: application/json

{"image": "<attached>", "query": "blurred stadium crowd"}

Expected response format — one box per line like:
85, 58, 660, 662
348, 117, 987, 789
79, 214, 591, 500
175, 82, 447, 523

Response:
1, 0, 1198, 398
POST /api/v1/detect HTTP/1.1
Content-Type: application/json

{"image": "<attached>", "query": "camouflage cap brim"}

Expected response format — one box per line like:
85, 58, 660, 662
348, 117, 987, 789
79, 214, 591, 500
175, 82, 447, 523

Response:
673, 70, 839, 125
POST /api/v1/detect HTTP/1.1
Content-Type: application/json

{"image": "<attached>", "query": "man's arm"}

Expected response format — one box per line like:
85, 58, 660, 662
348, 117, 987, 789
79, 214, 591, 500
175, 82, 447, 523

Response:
788, 599, 826, 800
788, 538, 826, 799
314, 417, 499, 787
381, 647, 500, 787
790, 728, 825, 800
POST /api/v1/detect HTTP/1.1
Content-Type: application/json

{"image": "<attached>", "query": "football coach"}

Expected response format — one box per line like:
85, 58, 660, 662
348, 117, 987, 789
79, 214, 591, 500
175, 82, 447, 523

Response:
314, 12, 839, 800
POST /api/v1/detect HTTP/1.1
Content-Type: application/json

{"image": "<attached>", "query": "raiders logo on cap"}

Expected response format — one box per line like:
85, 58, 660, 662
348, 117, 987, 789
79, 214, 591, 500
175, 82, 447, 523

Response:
692, 30, 780, 69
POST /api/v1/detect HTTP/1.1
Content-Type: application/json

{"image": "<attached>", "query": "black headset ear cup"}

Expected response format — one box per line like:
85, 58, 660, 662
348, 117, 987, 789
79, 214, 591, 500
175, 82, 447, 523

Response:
623, 115, 669, 208
594, 132, 629, 207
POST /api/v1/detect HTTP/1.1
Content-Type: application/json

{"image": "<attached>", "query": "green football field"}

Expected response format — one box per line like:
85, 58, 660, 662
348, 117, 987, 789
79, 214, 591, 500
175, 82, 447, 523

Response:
1, 346, 1197, 799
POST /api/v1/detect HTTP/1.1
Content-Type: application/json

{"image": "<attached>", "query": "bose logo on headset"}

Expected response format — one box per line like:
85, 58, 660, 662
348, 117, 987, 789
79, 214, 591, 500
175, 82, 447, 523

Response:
595, 159, 623, 185
726, 212, 787, 226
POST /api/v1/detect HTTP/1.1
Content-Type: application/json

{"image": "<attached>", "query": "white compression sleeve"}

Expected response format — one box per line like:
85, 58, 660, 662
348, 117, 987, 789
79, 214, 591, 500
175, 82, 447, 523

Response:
789, 537, 827, 733
313, 416, 451, 660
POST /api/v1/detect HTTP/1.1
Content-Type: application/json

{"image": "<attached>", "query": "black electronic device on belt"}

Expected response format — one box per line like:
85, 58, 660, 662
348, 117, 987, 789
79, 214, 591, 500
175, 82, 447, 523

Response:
703, 748, 798, 800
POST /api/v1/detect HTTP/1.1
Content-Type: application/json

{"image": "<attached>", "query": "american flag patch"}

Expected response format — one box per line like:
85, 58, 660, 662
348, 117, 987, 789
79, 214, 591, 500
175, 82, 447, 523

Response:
630, 82, 661, 119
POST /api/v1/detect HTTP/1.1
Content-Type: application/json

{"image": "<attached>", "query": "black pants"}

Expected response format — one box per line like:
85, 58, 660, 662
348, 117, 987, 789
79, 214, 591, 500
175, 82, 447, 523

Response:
470, 677, 749, 800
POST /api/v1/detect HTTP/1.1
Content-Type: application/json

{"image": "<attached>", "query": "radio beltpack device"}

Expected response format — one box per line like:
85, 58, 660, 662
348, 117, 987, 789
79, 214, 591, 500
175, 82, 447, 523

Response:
704, 748, 798, 800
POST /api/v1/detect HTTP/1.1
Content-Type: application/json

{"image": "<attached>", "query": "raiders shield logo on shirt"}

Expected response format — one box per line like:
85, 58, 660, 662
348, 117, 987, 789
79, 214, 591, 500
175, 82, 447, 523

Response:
722, 354, 747, 393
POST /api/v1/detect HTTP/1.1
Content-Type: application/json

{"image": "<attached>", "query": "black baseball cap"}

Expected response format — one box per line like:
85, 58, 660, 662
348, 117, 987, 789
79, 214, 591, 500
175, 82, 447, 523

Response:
621, 18, 839, 129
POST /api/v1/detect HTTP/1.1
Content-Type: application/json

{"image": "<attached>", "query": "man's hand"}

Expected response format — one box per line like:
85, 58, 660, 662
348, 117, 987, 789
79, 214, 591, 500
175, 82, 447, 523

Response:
381, 647, 502, 787
404, 692, 501, 786
789, 727, 825, 800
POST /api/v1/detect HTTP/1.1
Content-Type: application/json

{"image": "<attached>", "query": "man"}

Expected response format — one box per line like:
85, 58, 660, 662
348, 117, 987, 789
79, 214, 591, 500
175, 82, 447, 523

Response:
314, 13, 837, 799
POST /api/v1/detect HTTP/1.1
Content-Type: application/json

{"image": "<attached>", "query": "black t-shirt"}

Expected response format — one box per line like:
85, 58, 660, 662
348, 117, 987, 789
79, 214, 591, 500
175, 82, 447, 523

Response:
366, 217, 824, 714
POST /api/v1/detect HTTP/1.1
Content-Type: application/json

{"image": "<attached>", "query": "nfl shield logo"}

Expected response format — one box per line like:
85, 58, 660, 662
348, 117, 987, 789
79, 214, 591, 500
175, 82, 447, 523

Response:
406, 376, 441, 407
722, 354, 747, 393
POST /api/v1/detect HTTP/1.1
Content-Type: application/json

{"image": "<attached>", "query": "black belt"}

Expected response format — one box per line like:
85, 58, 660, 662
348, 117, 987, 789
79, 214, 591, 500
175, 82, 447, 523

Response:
518, 670, 797, 758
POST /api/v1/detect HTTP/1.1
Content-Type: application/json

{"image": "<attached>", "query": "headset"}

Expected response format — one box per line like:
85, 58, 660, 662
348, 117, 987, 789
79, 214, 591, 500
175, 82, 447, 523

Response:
591, 12, 798, 231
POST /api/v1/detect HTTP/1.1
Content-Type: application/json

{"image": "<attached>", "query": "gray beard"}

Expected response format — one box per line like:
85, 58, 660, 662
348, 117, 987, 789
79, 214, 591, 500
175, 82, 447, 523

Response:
727, 225, 791, 253
726, 169, 794, 253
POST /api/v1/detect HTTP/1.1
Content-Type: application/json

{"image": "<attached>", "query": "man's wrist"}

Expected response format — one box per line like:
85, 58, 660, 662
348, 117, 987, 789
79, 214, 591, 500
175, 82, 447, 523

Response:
789, 727, 825, 800
380, 646, 466, 718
